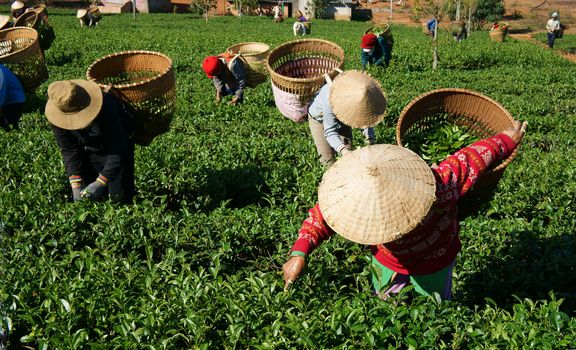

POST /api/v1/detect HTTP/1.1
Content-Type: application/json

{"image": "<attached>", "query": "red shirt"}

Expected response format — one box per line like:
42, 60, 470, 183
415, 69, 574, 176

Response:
291, 134, 518, 275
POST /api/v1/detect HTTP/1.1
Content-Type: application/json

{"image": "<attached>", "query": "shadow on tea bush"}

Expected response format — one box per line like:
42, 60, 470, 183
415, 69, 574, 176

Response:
460, 229, 576, 314
147, 165, 271, 212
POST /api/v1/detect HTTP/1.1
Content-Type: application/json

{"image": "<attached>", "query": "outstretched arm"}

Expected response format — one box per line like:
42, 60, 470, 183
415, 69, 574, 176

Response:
283, 204, 336, 289
434, 120, 527, 200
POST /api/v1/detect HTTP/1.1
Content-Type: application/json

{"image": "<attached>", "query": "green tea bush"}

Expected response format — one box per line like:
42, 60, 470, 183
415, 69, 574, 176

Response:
1, 8, 575, 348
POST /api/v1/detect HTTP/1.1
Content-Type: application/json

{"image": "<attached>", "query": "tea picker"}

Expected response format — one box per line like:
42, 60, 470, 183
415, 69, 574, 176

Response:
306, 70, 385, 167
202, 53, 248, 105
45, 80, 136, 203
546, 12, 561, 48
77, 6, 102, 27
283, 120, 528, 299
0, 63, 25, 131
10, 1, 27, 20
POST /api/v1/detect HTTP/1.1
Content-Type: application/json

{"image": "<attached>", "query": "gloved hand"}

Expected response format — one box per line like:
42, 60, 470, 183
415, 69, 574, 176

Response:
80, 175, 108, 200
69, 175, 84, 202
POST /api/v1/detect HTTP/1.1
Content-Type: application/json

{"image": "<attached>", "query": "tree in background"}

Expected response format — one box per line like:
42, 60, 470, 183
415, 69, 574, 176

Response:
475, 0, 505, 23
306, 0, 328, 19
189, 0, 217, 21
413, 0, 443, 69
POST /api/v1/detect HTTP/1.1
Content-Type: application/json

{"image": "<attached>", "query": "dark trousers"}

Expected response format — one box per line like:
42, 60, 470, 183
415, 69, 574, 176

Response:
0, 103, 23, 131
80, 143, 136, 204
547, 32, 555, 48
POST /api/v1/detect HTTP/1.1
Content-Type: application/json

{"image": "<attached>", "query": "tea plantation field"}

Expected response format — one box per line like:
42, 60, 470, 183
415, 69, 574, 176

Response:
1, 8, 575, 348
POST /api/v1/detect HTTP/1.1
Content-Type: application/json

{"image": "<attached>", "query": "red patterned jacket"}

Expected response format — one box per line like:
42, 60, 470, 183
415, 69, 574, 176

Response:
290, 134, 518, 275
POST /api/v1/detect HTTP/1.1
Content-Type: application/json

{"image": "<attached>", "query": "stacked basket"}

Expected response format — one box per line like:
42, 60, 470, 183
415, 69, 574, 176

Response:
0, 27, 48, 93
396, 88, 517, 216
266, 39, 344, 122
86, 50, 176, 146
14, 10, 55, 51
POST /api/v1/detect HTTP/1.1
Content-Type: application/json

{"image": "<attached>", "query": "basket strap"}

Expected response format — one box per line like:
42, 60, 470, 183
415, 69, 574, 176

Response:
324, 68, 343, 84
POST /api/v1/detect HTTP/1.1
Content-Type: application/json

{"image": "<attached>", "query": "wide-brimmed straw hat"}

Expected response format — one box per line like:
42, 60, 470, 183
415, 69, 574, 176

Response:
318, 144, 436, 245
45, 80, 103, 130
77, 9, 88, 18
329, 70, 387, 128
0, 15, 10, 29
11, 1, 25, 10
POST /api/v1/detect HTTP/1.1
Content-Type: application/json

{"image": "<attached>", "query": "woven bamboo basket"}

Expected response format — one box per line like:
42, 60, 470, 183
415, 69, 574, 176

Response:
87, 5, 102, 20
226, 42, 270, 64
30, 4, 49, 23
266, 38, 344, 105
489, 29, 506, 42
86, 50, 176, 146
396, 89, 517, 214
0, 27, 48, 92
14, 10, 55, 50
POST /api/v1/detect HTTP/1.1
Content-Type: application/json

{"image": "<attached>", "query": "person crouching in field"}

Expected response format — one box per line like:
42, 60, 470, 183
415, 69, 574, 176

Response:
293, 10, 308, 36
202, 53, 247, 105
45, 80, 136, 204
77, 7, 102, 27
0, 63, 25, 131
10, 1, 27, 20
307, 70, 385, 167
283, 120, 527, 300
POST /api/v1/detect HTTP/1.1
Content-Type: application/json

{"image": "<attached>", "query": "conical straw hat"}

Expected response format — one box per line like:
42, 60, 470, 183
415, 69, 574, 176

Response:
329, 70, 387, 129
318, 144, 436, 245
0, 15, 9, 30
77, 9, 87, 18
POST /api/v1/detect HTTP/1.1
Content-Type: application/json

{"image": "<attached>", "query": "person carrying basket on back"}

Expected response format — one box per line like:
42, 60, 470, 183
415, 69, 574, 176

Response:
77, 5, 102, 28
307, 70, 385, 168
0, 63, 25, 131
202, 53, 248, 106
283, 119, 528, 300
45, 79, 136, 204
293, 10, 308, 36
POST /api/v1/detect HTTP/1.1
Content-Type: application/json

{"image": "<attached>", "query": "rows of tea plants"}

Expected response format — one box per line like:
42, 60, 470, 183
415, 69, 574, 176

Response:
1, 8, 575, 348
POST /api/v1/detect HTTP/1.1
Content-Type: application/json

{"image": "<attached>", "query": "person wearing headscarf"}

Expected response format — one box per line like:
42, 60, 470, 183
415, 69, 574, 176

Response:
307, 70, 385, 167
360, 31, 378, 71
10, 1, 27, 20
283, 120, 528, 299
202, 53, 247, 105
546, 12, 561, 48
45, 80, 135, 203
293, 10, 308, 36
0, 63, 25, 131
273, 4, 283, 23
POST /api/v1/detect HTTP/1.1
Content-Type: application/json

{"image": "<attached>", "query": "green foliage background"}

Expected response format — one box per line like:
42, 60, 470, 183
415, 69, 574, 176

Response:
1, 8, 575, 348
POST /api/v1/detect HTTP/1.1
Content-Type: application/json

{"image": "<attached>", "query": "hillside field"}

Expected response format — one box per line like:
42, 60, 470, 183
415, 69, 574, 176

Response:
1, 9, 576, 348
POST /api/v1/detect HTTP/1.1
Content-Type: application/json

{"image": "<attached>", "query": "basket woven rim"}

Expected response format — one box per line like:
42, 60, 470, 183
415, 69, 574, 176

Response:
265, 38, 344, 84
396, 88, 518, 171
0, 26, 39, 60
14, 11, 39, 27
226, 42, 270, 55
86, 50, 173, 89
